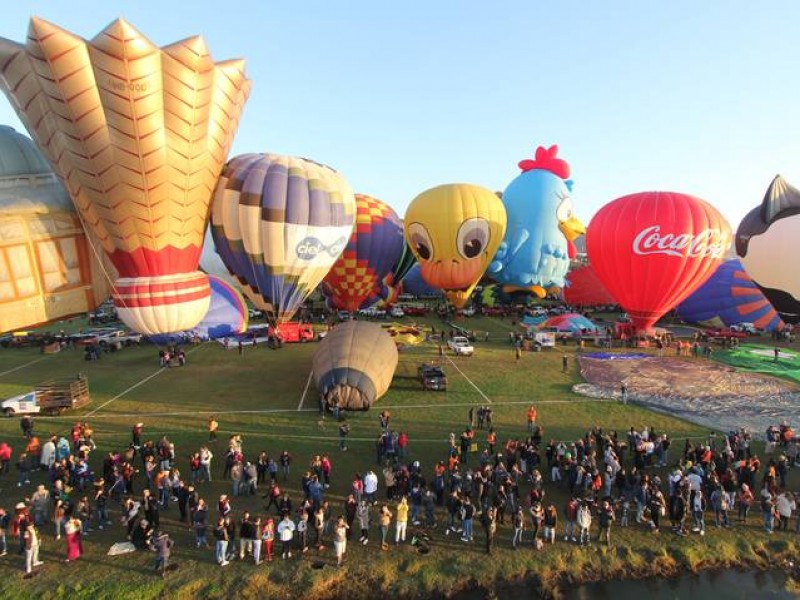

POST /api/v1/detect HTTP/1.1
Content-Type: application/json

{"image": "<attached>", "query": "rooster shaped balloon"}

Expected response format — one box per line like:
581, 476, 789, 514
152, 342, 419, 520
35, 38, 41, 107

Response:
489, 145, 585, 298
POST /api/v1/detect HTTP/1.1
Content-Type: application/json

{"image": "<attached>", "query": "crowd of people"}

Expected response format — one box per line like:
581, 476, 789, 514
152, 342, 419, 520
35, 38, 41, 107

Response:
1, 405, 799, 579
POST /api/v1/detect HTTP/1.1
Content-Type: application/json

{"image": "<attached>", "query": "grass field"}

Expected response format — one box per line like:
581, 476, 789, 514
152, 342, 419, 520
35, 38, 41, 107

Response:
0, 315, 797, 599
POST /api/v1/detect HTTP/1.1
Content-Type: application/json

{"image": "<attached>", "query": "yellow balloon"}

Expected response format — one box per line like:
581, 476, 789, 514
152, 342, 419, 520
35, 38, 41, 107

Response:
404, 184, 506, 308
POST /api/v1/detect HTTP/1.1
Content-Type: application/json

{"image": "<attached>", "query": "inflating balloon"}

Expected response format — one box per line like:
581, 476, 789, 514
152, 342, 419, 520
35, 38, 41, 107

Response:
312, 321, 398, 411
211, 153, 356, 324
489, 145, 585, 298
563, 264, 616, 307
0, 18, 251, 335
148, 275, 248, 345
321, 194, 404, 312
676, 259, 784, 331
736, 175, 800, 323
400, 264, 442, 298
404, 184, 506, 308
586, 192, 732, 333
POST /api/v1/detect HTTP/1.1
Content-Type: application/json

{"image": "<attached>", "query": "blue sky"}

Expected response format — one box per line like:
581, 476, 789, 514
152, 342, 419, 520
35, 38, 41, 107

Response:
1, 1, 798, 230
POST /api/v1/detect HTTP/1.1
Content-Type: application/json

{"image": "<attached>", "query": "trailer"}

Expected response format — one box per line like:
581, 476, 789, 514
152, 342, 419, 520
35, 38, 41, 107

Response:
34, 374, 90, 415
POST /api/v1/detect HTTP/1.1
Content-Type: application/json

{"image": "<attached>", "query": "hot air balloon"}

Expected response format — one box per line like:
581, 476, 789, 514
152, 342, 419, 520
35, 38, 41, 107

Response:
312, 321, 398, 411
586, 192, 732, 333
676, 259, 784, 331
148, 275, 248, 345
563, 264, 616, 307
489, 145, 585, 297
0, 18, 250, 335
321, 194, 404, 312
0, 126, 113, 333
401, 264, 442, 298
404, 184, 506, 308
736, 175, 800, 323
211, 153, 356, 325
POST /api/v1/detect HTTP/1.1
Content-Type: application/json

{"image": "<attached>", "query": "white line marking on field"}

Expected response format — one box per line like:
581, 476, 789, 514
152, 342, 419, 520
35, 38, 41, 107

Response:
85, 345, 204, 417
445, 355, 492, 404
297, 370, 314, 411
62, 398, 604, 420
0, 356, 48, 377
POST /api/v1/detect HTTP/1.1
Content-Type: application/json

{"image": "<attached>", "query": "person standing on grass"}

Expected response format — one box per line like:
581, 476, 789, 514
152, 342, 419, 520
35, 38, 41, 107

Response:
692, 489, 705, 536
297, 511, 309, 554
481, 506, 497, 555
378, 504, 392, 550
543, 503, 558, 544
339, 421, 350, 451
738, 483, 754, 524
208, 417, 218, 443
262, 517, 276, 561
460, 497, 475, 542
357, 500, 370, 545
313, 505, 326, 550
280, 450, 292, 481
577, 501, 592, 547
276, 514, 295, 559
64, 515, 82, 562
527, 405, 537, 433
761, 489, 775, 534
395, 496, 409, 544
776, 492, 795, 531
562, 354, 569, 372
153, 530, 173, 577
563, 496, 578, 542
512, 506, 524, 549
597, 499, 615, 546
334, 516, 348, 567
23, 522, 41, 575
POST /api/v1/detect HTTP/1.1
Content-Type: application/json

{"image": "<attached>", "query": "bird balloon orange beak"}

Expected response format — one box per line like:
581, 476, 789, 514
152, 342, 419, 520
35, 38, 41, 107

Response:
420, 258, 485, 293
559, 215, 586, 241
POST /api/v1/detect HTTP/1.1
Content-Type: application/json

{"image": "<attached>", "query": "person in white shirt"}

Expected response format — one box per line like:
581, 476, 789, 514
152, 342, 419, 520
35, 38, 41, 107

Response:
364, 471, 378, 505
276, 514, 296, 559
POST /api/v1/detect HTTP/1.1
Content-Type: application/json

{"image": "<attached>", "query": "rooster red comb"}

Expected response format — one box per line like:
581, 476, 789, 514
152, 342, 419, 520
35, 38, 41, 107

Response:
518, 145, 570, 179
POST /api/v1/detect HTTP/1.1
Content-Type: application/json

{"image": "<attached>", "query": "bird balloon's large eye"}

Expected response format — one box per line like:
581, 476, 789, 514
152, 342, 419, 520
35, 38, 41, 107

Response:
457, 218, 490, 259
408, 222, 434, 261
556, 198, 574, 222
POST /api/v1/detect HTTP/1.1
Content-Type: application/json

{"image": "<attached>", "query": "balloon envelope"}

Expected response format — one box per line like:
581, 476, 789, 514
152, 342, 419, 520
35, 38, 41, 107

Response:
211, 153, 356, 324
321, 194, 404, 312
563, 264, 616, 307
676, 259, 784, 331
736, 175, 800, 323
586, 192, 732, 332
312, 321, 398, 411
0, 18, 250, 335
404, 184, 506, 308
148, 275, 248, 344
400, 264, 442, 298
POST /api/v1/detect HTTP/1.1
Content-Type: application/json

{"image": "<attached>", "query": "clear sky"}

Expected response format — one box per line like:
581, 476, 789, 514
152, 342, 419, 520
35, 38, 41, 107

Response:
1, 1, 798, 230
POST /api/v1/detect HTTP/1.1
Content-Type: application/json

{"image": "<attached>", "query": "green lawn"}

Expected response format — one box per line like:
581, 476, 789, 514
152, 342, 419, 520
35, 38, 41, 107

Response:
0, 315, 795, 599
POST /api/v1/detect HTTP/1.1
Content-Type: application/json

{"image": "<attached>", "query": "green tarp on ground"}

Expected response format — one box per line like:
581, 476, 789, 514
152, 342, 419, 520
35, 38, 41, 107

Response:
713, 343, 800, 383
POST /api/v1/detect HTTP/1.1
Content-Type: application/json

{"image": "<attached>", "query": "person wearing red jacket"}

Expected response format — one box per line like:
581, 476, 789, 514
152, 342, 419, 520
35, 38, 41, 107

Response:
398, 432, 409, 458
0, 442, 12, 476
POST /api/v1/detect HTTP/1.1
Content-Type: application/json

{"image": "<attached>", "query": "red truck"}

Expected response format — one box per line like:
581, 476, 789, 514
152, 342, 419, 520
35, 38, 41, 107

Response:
271, 323, 315, 343
705, 328, 748, 340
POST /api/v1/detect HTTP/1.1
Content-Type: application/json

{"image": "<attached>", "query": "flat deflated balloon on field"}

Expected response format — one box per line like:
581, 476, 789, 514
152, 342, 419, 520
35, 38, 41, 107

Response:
0, 18, 251, 335
312, 321, 398, 411
586, 192, 732, 333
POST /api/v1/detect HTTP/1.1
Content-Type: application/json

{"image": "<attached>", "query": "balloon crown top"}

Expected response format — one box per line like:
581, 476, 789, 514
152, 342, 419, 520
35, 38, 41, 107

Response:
518, 145, 570, 179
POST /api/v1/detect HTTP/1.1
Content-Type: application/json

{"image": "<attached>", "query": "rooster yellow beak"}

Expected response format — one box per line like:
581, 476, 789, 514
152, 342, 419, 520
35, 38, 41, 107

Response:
559, 215, 586, 241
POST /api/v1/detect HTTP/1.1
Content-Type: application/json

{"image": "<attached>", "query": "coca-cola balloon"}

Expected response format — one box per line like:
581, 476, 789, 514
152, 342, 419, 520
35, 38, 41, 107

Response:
586, 192, 732, 332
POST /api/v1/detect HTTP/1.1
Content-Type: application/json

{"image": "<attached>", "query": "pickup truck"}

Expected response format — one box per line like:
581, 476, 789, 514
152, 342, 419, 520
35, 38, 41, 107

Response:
526, 331, 556, 350
96, 330, 143, 350
2, 374, 90, 417
448, 336, 474, 356
418, 363, 447, 391
705, 328, 748, 340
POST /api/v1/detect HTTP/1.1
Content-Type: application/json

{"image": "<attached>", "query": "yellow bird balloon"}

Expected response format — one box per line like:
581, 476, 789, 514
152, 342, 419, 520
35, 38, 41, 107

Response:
404, 184, 507, 308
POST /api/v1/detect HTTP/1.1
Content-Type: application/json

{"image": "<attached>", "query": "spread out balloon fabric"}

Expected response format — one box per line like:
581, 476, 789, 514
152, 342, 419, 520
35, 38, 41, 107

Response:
676, 259, 784, 331
0, 18, 251, 335
736, 175, 800, 323
489, 145, 585, 298
211, 153, 356, 324
404, 183, 507, 308
148, 275, 248, 345
312, 321, 398, 411
321, 194, 404, 312
586, 191, 732, 333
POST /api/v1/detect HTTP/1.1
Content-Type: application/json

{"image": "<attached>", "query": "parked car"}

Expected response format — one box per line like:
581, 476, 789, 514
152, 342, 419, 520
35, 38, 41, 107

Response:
96, 330, 143, 350
730, 322, 758, 335
390, 307, 405, 318
401, 306, 428, 316
418, 363, 447, 391
248, 308, 265, 319
448, 336, 474, 356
